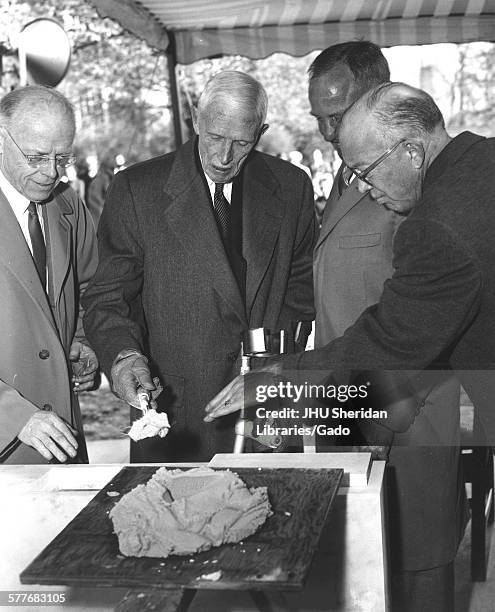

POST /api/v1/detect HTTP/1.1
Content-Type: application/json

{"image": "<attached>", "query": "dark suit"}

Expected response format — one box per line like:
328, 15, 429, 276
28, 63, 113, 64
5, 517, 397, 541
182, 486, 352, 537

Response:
0, 183, 98, 464
83, 138, 315, 462
313, 166, 464, 573
283, 132, 495, 441
280, 133, 495, 605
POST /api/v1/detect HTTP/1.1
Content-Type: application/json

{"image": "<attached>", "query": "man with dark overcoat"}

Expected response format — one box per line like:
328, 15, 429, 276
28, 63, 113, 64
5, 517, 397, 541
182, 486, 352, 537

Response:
83, 71, 316, 462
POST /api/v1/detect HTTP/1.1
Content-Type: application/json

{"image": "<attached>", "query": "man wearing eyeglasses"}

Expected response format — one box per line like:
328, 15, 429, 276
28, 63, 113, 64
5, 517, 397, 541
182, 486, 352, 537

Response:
309, 83, 493, 607
0, 85, 98, 464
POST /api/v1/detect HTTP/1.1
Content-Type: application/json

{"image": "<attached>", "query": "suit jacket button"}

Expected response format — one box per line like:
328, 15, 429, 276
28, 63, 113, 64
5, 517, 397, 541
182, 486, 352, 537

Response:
228, 352, 238, 362
39, 349, 50, 359
42, 404, 52, 411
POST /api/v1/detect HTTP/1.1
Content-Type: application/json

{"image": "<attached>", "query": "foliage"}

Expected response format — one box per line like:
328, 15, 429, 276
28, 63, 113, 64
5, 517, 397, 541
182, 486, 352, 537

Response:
79, 385, 129, 440
448, 42, 495, 137
178, 51, 333, 166
0, 0, 174, 163
1, 1, 333, 167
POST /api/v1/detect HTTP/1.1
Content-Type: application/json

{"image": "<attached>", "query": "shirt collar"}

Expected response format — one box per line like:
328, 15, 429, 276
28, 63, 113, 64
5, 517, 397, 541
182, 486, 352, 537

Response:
203, 170, 233, 202
196, 147, 232, 200
0, 170, 30, 214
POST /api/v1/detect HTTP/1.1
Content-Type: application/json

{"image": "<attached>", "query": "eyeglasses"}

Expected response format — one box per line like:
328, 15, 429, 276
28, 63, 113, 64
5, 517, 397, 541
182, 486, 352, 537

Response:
3, 128, 76, 168
343, 139, 407, 187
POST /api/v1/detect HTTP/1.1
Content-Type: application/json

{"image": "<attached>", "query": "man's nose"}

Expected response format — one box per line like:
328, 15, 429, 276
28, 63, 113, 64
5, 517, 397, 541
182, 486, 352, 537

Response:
320, 121, 337, 143
219, 142, 233, 165
357, 179, 372, 194
40, 158, 58, 178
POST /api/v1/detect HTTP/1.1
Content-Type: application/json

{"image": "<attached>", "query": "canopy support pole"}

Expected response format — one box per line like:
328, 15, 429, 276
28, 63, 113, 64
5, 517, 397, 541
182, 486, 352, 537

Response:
166, 31, 182, 148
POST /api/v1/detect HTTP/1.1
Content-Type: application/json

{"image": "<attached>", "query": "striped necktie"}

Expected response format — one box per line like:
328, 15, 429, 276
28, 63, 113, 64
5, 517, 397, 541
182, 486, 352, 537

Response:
213, 183, 231, 241
27, 201, 46, 287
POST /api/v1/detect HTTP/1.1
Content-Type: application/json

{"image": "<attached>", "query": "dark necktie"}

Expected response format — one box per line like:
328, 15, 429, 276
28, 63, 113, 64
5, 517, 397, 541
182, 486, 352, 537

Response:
27, 201, 46, 287
338, 168, 349, 197
213, 183, 231, 241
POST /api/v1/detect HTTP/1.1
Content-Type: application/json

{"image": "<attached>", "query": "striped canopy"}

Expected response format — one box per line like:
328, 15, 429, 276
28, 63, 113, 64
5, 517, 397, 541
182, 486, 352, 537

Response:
93, 0, 495, 63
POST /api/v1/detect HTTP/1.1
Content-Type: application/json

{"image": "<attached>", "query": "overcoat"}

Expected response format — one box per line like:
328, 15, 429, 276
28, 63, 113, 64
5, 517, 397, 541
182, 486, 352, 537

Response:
0, 182, 98, 463
312, 165, 465, 570
83, 139, 316, 461
284, 133, 495, 435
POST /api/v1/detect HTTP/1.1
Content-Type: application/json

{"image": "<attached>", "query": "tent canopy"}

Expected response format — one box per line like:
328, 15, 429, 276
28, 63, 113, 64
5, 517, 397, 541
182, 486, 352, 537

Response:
89, 0, 495, 146
92, 0, 495, 64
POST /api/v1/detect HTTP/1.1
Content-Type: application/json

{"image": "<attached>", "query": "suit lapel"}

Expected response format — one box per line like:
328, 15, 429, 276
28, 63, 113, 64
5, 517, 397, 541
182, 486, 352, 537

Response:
43, 190, 71, 318
0, 188, 56, 329
242, 154, 283, 319
163, 140, 247, 327
315, 168, 367, 250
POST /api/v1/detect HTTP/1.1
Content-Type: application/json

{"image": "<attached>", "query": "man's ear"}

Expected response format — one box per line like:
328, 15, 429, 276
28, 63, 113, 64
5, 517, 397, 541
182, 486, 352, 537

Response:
255, 123, 269, 146
191, 106, 199, 133
405, 140, 425, 170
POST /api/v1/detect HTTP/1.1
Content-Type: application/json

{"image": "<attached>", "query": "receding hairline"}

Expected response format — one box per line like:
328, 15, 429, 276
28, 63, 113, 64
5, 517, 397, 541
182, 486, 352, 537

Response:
308, 61, 368, 102
0, 85, 75, 131
197, 70, 268, 126
308, 40, 390, 91
341, 81, 445, 151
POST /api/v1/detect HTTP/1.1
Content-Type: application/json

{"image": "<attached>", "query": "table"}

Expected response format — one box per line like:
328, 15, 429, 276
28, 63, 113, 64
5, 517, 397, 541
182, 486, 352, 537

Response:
0, 454, 388, 611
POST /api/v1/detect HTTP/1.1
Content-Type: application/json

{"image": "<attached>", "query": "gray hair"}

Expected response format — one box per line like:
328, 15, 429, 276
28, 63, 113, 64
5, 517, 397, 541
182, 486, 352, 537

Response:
197, 71, 268, 127
364, 82, 445, 141
0, 85, 75, 129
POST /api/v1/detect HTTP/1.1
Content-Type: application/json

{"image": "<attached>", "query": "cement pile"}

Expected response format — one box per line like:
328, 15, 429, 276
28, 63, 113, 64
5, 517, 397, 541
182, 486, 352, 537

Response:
110, 466, 272, 557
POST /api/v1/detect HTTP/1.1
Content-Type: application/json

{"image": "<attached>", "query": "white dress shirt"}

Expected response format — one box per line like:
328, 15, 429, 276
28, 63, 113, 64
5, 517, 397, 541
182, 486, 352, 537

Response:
0, 170, 46, 255
197, 147, 233, 203
203, 171, 233, 204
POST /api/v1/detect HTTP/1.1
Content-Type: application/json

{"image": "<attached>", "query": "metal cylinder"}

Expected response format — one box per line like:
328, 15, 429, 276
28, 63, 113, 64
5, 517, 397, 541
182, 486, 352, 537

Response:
243, 327, 288, 356
244, 328, 270, 355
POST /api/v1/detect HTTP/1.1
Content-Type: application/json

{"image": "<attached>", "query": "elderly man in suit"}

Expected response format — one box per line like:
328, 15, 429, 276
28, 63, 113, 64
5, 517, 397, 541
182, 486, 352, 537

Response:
207, 82, 495, 610
0, 85, 98, 464
82, 70, 315, 463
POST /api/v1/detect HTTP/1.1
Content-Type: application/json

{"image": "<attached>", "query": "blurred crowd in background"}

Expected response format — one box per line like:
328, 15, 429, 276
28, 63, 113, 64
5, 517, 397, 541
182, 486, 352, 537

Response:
62, 145, 335, 228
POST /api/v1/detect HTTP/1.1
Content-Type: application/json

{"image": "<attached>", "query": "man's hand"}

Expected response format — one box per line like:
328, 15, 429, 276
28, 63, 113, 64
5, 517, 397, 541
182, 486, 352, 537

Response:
204, 374, 245, 422
18, 411, 79, 462
111, 352, 160, 410
69, 341, 99, 392
204, 368, 278, 422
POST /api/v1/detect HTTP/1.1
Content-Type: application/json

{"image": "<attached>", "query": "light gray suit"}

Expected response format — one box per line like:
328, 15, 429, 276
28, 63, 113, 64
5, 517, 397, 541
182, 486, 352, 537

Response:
0, 183, 98, 464
314, 168, 399, 345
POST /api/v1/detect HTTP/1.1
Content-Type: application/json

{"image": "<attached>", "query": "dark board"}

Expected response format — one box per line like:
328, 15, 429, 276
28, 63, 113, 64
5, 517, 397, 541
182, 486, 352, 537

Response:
20, 466, 342, 591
